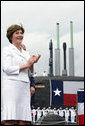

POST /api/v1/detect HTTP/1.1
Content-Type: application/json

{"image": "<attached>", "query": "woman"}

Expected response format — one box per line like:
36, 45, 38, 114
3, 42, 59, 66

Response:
1, 24, 41, 125
21, 43, 36, 97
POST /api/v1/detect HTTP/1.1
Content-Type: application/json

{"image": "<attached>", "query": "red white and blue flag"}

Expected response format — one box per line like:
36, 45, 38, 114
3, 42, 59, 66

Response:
50, 80, 84, 106
78, 89, 84, 125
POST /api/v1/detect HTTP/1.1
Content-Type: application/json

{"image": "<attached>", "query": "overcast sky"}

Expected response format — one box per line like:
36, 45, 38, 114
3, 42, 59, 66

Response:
1, 1, 84, 76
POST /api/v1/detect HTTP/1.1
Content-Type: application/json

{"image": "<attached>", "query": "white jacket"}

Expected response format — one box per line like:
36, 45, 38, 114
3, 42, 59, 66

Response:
2, 44, 31, 82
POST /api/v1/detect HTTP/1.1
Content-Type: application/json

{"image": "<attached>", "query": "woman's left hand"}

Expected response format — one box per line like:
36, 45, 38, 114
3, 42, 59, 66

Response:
32, 54, 41, 63
30, 87, 35, 96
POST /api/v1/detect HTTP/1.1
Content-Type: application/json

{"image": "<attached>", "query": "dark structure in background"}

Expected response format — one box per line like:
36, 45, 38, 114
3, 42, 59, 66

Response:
62, 43, 67, 76
31, 76, 84, 109
35, 113, 66, 125
31, 79, 50, 108
49, 39, 53, 76
31, 21, 84, 109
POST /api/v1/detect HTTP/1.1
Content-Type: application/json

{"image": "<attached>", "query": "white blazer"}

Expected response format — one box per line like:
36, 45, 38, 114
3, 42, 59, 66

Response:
2, 44, 31, 82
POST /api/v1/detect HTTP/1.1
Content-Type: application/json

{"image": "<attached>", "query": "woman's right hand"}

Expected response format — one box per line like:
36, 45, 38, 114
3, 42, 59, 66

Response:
26, 55, 35, 67
20, 55, 41, 71
26, 54, 41, 67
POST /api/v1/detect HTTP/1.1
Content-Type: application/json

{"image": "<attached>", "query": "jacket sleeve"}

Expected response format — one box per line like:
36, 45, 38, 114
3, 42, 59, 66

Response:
2, 47, 20, 75
29, 75, 35, 88
28, 69, 35, 88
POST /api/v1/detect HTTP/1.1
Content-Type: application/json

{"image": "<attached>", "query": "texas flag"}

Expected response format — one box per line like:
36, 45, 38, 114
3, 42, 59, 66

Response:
50, 80, 84, 106
78, 89, 84, 125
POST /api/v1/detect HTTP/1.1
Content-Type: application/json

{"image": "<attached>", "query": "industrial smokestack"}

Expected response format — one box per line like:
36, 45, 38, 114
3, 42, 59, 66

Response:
69, 21, 75, 76
55, 23, 60, 76
49, 39, 53, 76
62, 43, 67, 76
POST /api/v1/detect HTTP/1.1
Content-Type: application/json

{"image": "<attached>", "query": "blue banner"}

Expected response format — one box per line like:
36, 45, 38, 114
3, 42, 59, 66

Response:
51, 80, 63, 105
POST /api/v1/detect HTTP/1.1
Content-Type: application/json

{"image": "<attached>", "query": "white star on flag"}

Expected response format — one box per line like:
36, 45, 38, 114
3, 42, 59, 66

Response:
53, 88, 61, 96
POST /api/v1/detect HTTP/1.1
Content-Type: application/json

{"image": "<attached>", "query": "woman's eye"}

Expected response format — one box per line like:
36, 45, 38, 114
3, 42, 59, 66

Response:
20, 32, 23, 34
15, 31, 19, 34
16, 32, 23, 34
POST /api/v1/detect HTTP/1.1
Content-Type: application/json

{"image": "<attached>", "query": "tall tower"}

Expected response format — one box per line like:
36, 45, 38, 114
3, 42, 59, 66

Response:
62, 43, 67, 76
55, 23, 60, 76
69, 21, 75, 76
49, 39, 53, 76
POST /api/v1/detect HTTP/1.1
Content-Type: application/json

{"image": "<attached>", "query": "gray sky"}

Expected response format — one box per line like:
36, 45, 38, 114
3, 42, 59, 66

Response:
1, 1, 84, 76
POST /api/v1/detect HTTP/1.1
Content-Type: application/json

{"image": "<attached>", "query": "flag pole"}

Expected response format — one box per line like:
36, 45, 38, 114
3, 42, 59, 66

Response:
50, 80, 52, 106
76, 91, 79, 125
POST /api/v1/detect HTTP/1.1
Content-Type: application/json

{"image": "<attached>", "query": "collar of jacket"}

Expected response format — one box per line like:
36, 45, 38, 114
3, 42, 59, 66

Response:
9, 43, 27, 61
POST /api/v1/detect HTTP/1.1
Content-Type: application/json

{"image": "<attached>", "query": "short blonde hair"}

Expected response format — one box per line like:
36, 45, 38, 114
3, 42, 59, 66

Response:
6, 24, 25, 43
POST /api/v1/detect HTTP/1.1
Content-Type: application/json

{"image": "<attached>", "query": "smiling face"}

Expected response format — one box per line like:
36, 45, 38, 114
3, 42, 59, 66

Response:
11, 30, 24, 45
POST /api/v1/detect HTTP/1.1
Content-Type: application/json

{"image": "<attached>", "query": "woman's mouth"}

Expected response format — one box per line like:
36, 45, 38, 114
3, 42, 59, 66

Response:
17, 37, 23, 40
